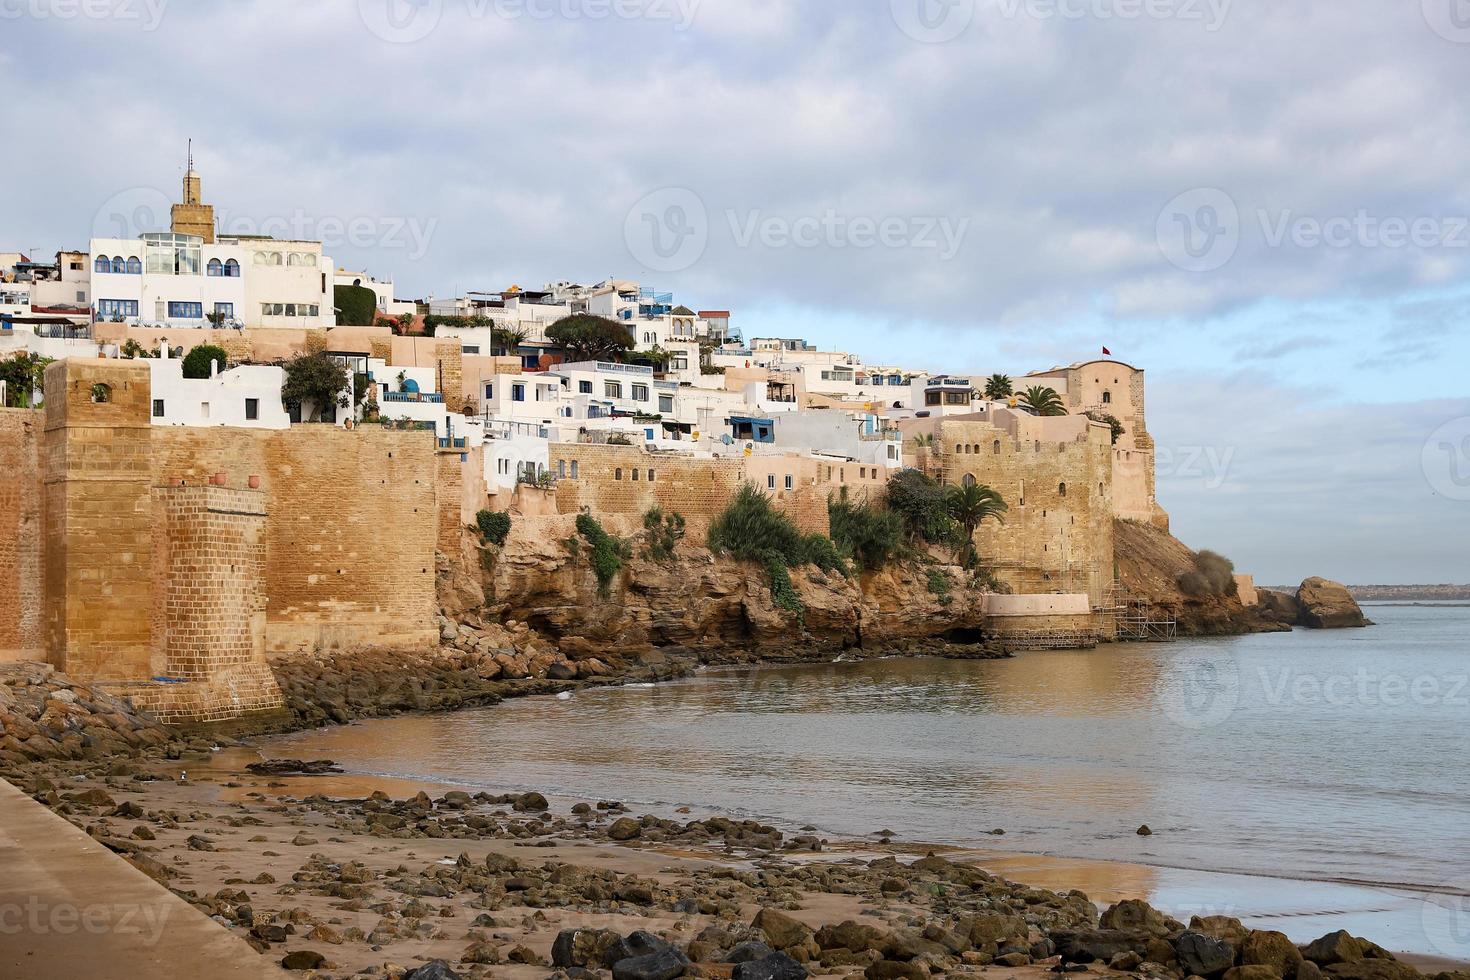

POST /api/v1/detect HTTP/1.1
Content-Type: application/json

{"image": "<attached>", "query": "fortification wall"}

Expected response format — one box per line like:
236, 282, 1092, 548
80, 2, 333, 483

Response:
0, 409, 44, 663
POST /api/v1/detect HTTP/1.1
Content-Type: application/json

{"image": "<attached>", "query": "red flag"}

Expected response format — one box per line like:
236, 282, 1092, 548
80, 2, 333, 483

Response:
1102, 347, 1112, 356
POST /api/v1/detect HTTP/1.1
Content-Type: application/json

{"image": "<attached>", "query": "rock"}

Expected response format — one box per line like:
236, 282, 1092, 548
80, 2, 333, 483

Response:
1100, 899, 1184, 938
1053, 930, 1148, 965
732, 952, 809, 980
281, 950, 327, 970
961, 912, 1029, 947
1226, 968, 1286, 980
1137, 824, 1154, 836
1325, 963, 1423, 980
547, 661, 577, 680
246, 759, 343, 775
1241, 931, 1304, 976
1296, 578, 1369, 629
1111, 952, 1145, 971
1302, 932, 1367, 967
725, 942, 778, 964
753, 909, 815, 952
995, 952, 1032, 967
513, 791, 549, 812
608, 817, 644, 841
1175, 932, 1237, 977
554, 927, 627, 968
612, 947, 691, 980
817, 921, 887, 953
403, 962, 463, 980
864, 961, 928, 980
1297, 962, 1325, 980
1192, 916, 1250, 945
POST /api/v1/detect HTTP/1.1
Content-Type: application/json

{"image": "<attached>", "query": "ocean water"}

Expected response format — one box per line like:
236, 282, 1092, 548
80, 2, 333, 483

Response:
267, 604, 1470, 957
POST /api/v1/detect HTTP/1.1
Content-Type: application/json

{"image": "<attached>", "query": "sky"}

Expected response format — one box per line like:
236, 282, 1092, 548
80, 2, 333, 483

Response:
2, 0, 1468, 584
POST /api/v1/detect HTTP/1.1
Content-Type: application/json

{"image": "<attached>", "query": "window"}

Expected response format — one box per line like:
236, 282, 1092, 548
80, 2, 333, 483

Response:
224, 258, 240, 277
605, 381, 622, 398
94, 255, 111, 274
860, 467, 867, 479
767, 474, 776, 489
207, 258, 223, 277
200, 402, 210, 419
924, 391, 941, 407
963, 473, 977, 488
96, 299, 139, 318
632, 469, 640, 481
462, 345, 480, 355
579, 380, 593, 394
125, 256, 141, 274
658, 394, 673, 413
631, 383, 649, 402
1058, 482, 1067, 497
1102, 390, 1112, 404
993, 440, 1001, 454
647, 469, 654, 483
557, 460, 566, 478
615, 468, 623, 481
784, 474, 794, 490
214, 302, 233, 319
152, 399, 164, 418
168, 302, 203, 318
570, 460, 579, 479
512, 383, 525, 402
484, 383, 494, 400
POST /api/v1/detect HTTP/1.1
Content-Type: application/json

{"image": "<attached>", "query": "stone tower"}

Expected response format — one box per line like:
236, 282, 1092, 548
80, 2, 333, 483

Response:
171, 143, 216, 243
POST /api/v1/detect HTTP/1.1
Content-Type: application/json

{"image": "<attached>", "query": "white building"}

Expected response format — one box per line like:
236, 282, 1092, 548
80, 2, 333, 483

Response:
146, 349, 291, 429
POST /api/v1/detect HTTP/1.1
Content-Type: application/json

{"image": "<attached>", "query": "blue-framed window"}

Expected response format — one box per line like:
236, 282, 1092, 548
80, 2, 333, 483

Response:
125, 256, 141, 274
224, 258, 240, 277
94, 256, 110, 274
207, 258, 223, 277
512, 383, 526, 402
96, 299, 139, 318
214, 302, 234, 318
111, 257, 126, 274
168, 301, 203, 318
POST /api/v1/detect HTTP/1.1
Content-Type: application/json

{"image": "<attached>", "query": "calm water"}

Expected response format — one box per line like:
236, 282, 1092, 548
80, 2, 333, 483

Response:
268, 604, 1470, 957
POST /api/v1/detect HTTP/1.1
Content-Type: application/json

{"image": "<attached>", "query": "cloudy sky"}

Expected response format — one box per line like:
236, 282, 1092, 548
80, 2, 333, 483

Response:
3, 0, 1468, 584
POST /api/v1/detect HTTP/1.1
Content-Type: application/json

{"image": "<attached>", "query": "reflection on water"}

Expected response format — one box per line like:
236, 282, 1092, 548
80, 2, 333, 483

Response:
269, 605, 1470, 957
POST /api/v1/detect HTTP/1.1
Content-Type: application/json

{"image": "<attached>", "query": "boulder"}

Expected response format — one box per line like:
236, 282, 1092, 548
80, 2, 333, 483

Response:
404, 962, 462, 980
732, 952, 809, 980
281, 950, 327, 971
608, 817, 644, 841
753, 909, 816, 952
612, 947, 691, 980
1226, 968, 1285, 980
1176, 931, 1237, 977
1302, 932, 1367, 966
1192, 916, 1250, 945
1241, 931, 1304, 977
725, 942, 778, 964
1296, 579, 1369, 629
864, 961, 929, 980
1053, 929, 1148, 965
1100, 899, 1185, 938
961, 912, 1029, 948
816, 921, 886, 953
513, 791, 549, 812
1325, 963, 1423, 980
553, 928, 626, 968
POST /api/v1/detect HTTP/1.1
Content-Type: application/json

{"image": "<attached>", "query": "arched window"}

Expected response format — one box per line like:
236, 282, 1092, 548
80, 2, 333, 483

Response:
955, 444, 962, 454
269, 252, 283, 266
90, 383, 112, 404
224, 258, 240, 277
254, 252, 270, 266
287, 253, 305, 266
615, 467, 623, 481
110, 256, 126, 274
1058, 482, 1067, 497
207, 258, 223, 277
962, 473, 976, 488
94, 255, 110, 274
993, 440, 1001, 454
126, 256, 141, 274
1102, 390, 1112, 404
1098, 482, 1104, 495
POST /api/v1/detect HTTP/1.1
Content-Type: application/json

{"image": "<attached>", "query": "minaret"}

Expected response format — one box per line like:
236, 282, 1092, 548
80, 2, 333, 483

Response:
171, 140, 216, 243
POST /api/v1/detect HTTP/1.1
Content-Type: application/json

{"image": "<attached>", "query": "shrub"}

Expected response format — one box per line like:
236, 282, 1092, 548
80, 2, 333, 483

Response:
926, 568, 954, 606
708, 484, 850, 617
1084, 410, 1126, 444
333, 284, 377, 327
642, 507, 686, 562
476, 509, 511, 546
829, 495, 903, 572
576, 513, 627, 596
1177, 550, 1237, 597
885, 469, 959, 546
181, 344, 228, 380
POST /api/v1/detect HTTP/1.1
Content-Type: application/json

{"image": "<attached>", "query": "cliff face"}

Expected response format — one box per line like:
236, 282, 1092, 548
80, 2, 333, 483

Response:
1112, 518, 1283, 636
441, 515, 988, 657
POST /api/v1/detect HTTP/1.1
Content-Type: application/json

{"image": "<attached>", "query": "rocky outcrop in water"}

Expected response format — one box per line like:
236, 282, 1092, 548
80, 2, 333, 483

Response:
1295, 578, 1371, 629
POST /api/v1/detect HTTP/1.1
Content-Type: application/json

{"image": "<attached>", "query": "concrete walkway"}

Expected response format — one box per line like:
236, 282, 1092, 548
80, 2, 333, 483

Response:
0, 776, 286, 979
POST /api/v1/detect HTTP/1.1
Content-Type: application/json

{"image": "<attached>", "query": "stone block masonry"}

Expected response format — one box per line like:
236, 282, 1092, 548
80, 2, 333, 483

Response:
0, 409, 43, 663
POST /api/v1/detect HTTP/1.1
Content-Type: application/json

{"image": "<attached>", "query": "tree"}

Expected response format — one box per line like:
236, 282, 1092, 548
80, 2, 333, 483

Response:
1019, 385, 1067, 416
491, 326, 527, 356
545, 314, 632, 362
119, 338, 157, 359
281, 352, 349, 422
945, 482, 1008, 567
0, 352, 53, 407
983, 374, 1013, 400
333, 284, 378, 327
181, 344, 228, 380
909, 432, 935, 475
884, 469, 958, 546
626, 344, 673, 370
1084, 410, 1125, 444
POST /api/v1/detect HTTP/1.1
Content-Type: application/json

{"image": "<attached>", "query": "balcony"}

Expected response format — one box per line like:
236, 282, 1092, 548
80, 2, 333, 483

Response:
381, 391, 444, 404
438, 436, 468, 449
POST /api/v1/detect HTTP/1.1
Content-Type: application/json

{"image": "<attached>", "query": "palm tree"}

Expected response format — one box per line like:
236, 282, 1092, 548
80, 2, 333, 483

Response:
946, 482, 1008, 567
491, 326, 528, 357
1019, 385, 1067, 416
984, 373, 1013, 400
910, 433, 935, 474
